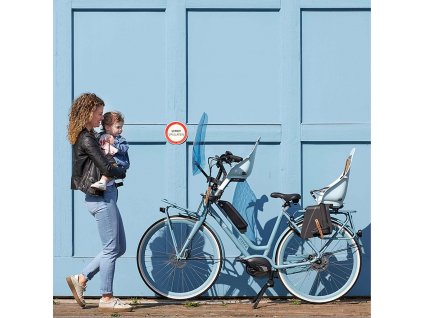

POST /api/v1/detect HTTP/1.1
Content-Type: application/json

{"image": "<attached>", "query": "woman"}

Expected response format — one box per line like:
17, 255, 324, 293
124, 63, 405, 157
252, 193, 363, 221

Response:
65, 93, 132, 312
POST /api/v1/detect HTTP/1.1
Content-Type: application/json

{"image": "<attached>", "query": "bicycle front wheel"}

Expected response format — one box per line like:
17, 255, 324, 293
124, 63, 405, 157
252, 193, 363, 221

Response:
137, 216, 222, 299
275, 221, 361, 303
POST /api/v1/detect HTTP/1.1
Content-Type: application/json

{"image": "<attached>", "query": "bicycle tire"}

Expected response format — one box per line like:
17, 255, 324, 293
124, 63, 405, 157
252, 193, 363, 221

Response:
275, 220, 361, 303
137, 216, 222, 299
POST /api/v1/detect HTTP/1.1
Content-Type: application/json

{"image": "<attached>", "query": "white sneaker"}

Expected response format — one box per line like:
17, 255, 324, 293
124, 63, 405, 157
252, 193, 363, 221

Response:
90, 180, 106, 191
98, 297, 133, 312
66, 275, 86, 308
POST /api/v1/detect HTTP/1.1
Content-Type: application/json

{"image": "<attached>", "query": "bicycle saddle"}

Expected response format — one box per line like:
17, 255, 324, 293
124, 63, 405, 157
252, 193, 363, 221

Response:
271, 192, 301, 203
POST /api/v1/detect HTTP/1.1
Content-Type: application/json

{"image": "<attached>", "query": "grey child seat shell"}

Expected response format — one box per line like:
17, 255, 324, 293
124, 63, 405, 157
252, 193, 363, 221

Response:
310, 148, 355, 209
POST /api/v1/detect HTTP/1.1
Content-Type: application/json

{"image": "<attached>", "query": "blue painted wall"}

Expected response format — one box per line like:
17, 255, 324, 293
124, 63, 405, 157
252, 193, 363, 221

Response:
54, 0, 370, 297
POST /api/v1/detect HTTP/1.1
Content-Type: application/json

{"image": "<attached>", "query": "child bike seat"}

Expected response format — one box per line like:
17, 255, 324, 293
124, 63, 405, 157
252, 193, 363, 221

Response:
216, 138, 261, 195
226, 138, 260, 180
310, 148, 355, 209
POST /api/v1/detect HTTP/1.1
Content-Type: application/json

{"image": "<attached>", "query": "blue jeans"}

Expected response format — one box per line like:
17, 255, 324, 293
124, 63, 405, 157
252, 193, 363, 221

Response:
82, 185, 126, 295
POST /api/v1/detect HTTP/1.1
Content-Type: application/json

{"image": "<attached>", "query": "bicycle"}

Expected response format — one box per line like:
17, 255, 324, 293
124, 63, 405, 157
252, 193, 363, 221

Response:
136, 115, 363, 308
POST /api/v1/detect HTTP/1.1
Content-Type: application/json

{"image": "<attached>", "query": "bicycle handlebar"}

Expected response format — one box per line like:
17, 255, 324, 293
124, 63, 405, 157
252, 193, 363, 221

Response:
201, 151, 244, 190
219, 151, 243, 164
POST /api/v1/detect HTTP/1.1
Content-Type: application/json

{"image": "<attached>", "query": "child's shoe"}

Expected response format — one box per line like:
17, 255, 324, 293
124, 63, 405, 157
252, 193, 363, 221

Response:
90, 180, 106, 191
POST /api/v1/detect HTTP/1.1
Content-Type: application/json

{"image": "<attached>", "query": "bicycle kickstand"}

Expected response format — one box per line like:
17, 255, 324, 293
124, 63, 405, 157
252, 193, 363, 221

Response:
251, 270, 276, 309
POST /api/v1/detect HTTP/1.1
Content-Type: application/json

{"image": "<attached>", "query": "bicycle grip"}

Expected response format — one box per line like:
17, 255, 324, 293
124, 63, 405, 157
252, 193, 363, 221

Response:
229, 155, 243, 163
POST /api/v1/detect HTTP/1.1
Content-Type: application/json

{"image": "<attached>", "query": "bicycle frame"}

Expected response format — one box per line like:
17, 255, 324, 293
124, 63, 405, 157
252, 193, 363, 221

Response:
161, 195, 362, 271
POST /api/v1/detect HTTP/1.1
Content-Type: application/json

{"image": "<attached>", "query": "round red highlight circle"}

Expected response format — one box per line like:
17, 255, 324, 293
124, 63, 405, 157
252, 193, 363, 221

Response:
165, 121, 188, 145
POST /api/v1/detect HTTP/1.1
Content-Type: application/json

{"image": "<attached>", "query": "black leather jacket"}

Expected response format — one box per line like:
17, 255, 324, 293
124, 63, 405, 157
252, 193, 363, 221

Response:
71, 128, 126, 195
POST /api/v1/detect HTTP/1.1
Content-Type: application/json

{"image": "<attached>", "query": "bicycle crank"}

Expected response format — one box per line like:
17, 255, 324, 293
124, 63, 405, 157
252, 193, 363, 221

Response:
238, 257, 272, 277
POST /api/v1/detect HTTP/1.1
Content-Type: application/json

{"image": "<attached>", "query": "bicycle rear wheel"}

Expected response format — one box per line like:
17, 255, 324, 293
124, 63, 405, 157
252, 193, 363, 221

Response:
137, 216, 222, 299
275, 221, 361, 303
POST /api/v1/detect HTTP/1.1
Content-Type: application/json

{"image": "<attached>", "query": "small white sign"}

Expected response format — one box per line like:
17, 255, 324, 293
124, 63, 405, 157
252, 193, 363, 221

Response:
165, 121, 188, 145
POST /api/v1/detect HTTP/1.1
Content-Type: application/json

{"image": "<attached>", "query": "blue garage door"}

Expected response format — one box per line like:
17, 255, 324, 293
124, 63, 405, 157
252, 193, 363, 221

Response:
54, 0, 370, 297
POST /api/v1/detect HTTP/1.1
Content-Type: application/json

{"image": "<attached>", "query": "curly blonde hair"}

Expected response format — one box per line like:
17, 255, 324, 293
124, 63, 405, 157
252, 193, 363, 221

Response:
67, 93, 105, 144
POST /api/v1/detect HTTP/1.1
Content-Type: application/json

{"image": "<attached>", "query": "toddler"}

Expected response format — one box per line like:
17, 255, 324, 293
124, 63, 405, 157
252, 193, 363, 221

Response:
90, 111, 130, 191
